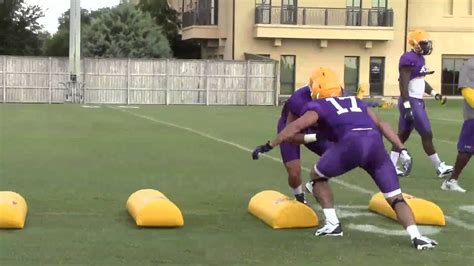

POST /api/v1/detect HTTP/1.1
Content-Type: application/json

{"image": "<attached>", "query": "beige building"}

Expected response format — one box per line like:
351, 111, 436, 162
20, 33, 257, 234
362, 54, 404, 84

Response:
175, 0, 474, 96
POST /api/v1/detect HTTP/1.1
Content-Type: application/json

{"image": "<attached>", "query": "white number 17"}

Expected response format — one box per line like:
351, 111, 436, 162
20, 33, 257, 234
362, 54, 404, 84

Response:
326, 96, 362, 115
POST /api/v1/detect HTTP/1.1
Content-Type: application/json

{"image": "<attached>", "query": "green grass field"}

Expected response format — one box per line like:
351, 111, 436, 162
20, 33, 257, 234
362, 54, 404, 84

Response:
0, 100, 473, 265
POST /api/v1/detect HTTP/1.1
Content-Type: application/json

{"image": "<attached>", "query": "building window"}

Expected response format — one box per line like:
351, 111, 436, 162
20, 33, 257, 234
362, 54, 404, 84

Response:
256, 0, 272, 24
442, 57, 469, 96
347, 0, 362, 26
281, 0, 297, 24
344, 56, 360, 95
445, 0, 453, 15
347, 0, 362, 8
369, 57, 385, 96
372, 0, 387, 8
280, 55, 296, 95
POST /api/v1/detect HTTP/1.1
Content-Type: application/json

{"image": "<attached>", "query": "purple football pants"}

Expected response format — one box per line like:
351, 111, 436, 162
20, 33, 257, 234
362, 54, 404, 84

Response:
458, 119, 474, 153
398, 97, 432, 136
315, 130, 401, 197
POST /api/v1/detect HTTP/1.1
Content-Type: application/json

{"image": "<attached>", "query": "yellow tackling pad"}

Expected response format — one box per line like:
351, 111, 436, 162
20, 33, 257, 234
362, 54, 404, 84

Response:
368, 192, 445, 226
126, 189, 184, 227
248, 190, 318, 229
0, 191, 28, 229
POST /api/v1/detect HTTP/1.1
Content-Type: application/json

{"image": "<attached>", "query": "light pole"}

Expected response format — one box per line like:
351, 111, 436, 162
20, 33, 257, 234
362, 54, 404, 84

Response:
68, 0, 81, 102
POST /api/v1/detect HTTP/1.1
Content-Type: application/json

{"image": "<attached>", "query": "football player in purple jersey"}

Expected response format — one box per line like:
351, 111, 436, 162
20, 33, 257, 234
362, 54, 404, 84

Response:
271, 68, 335, 203
252, 78, 438, 250
390, 30, 453, 178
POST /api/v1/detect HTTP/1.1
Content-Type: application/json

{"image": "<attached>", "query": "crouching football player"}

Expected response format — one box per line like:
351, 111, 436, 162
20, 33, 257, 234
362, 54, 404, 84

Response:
252, 81, 438, 250
270, 68, 335, 203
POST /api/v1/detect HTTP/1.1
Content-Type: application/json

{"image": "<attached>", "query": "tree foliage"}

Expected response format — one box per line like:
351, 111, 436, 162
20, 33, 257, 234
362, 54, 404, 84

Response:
0, 0, 45, 55
82, 4, 171, 58
43, 9, 101, 57
138, 0, 200, 59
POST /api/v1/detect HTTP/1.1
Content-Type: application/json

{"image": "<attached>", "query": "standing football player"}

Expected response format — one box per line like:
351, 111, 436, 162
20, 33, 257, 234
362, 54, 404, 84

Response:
390, 30, 453, 177
441, 57, 474, 192
252, 81, 438, 250
271, 68, 335, 203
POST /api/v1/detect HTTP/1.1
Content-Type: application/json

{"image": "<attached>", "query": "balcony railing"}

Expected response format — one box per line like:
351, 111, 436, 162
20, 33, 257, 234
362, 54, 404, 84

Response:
183, 7, 218, 28
255, 6, 394, 27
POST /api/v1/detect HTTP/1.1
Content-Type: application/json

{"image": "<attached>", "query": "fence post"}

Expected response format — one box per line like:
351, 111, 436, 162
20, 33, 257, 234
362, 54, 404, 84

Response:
49, 57, 52, 104
205, 60, 209, 106
274, 61, 280, 106
127, 58, 131, 105
324, 8, 328, 25
165, 59, 170, 105
3, 56, 6, 103
82, 58, 86, 104
245, 60, 250, 106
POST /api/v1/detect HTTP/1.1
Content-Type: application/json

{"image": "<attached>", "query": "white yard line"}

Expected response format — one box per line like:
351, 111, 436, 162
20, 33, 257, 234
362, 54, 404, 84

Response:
109, 106, 471, 230
445, 216, 474, 230
347, 224, 442, 236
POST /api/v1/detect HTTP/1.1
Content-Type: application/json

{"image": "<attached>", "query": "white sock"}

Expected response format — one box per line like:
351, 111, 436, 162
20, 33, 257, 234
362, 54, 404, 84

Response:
390, 151, 400, 167
323, 208, 340, 225
406, 225, 422, 240
292, 185, 303, 195
429, 153, 442, 167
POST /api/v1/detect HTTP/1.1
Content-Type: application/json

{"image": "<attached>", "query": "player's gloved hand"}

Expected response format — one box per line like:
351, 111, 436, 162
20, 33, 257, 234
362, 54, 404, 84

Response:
434, 93, 447, 105
399, 149, 413, 176
402, 101, 414, 122
252, 141, 273, 160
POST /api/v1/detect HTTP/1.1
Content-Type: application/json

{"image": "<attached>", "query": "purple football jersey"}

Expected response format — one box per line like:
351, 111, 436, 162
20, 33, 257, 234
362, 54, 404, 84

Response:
301, 96, 376, 142
399, 51, 431, 80
280, 86, 312, 122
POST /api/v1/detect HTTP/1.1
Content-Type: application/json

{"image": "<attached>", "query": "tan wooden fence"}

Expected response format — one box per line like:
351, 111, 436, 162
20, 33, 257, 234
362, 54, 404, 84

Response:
0, 56, 279, 105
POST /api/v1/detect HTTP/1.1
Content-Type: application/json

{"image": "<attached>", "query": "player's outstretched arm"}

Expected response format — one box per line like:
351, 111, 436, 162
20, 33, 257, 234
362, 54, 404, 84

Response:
252, 111, 319, 160
367, 109, 405, 151
270, 111, 319, 148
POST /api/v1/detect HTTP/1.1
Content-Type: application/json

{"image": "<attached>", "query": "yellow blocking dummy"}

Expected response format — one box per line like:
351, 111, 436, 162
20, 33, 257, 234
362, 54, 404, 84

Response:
127, 189, 184, 227
368, 192, 445, 226
0, 191, 28, 229
248, 190, 318, 229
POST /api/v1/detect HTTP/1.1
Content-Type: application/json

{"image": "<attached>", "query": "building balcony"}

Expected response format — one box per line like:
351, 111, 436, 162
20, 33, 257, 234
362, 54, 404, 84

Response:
254, 6, 395, 41
182, 7, 219, 40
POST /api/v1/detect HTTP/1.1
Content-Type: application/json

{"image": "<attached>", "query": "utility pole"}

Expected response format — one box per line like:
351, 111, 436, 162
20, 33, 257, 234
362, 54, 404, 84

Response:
68, 0, 81, 102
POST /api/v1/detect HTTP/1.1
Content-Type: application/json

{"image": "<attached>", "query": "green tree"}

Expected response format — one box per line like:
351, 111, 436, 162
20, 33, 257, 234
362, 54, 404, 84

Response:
43, 8, 102, 57
0, 0, 46, 55
82, 4, 171, 58
138, 0, 200, 59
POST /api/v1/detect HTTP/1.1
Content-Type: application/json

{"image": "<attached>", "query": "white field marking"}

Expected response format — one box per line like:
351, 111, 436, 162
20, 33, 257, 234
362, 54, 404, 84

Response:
110, 107, 373, 195
460, 205, 474, 214
347, 224, 442, 236
337, 210, 378, 219
118, 105, 140, 109
110, 107, 473, 230
445, 215, 474, 230
82, 105, 101, 109
337, 205, 368, 209
33, 212, 102, 217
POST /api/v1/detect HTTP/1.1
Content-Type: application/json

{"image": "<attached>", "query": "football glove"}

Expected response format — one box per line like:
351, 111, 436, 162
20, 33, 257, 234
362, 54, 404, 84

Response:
434, 93, 447, 105
399, 149, 413, 176
403, 106, 414, 122
252, 141, 273, 160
